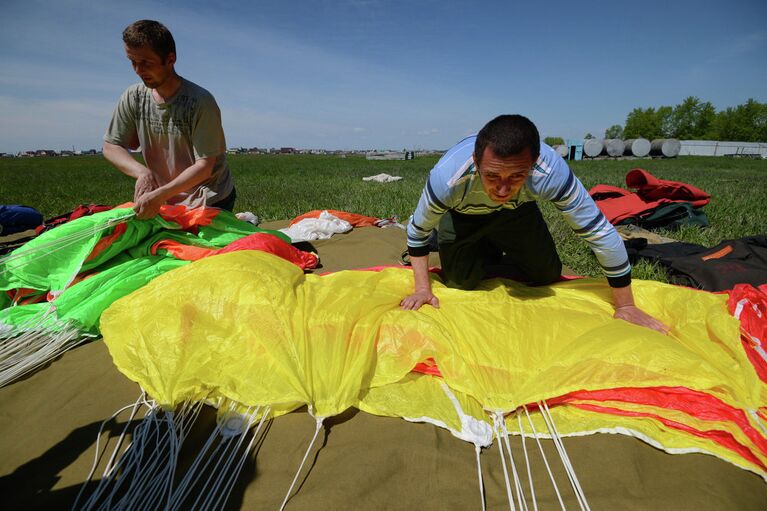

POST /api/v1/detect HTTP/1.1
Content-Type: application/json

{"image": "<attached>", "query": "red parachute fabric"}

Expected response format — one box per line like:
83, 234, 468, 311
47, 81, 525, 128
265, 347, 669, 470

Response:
626, 168, 710, 203
156, 204, 219, 230
589, 169, 710, 224
571, 402, 767, 471
86, 223, 128, 262
546, 386, 767, 458
35, 204, 114, 235
215, 233, 318, 269
152, 232, 319, 270
728, 284, 767, 383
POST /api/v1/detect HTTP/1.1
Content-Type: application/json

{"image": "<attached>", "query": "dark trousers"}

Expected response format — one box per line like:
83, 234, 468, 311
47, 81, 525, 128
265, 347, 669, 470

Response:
437, 202, 562, 290
212, 187, 237, 212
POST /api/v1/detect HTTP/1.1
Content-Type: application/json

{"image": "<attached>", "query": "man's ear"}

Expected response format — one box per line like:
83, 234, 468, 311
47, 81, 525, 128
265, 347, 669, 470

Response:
165, 52, 177, 66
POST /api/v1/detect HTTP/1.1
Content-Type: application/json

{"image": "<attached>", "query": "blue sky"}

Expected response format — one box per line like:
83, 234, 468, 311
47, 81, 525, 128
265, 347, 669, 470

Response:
1, 0, 765, 152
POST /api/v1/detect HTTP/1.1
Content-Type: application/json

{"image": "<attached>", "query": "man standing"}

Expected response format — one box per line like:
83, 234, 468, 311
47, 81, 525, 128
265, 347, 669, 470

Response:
400, 114, 669, 334
103, 20, 235, 219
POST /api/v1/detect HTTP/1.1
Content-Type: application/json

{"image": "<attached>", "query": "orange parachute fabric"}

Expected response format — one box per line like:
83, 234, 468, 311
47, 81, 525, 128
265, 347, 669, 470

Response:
728, 284, 767, 383
151, 232, 319, 270
289, 209, 380, 227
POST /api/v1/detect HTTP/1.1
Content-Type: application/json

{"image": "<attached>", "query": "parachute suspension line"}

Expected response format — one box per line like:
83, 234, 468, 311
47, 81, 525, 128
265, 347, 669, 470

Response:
182, 401, 246, 509
104, 392, 147, 477
0, 212, 134, 264
500, 412, 528, 511
280, 415, 324, 511
0, 299, 52, 333
184, 404, 267, 511
0, 215, 135, 388
492, 412, 517, 511
475, 444, 487, 511
77, 397, 269, 511
132, 401, 204, 511
522, 405, 566, 511
135, 410, 180, 511
517, 410, 538, 511
58, 214, 133, 298
206, 406, 272, 511
167, 401, 248, 508
77, 397, 161, 510
0, 212, 135, 272
538, 401, 590, 511
0, 322, 88, 388
78, 399, 204, 511
102, 402, 174, 511
168, 414, 228, 508
72, 392, 146, 510
0, 226, 104, 270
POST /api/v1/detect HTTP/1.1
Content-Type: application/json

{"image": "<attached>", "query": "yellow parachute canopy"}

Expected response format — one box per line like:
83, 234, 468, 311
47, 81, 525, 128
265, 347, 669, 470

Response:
100, 250, 767, 477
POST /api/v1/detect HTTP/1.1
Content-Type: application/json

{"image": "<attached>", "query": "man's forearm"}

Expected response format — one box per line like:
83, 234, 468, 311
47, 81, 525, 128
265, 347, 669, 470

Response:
611, 284, 635, 309
149, 157, 215, 203
103, 141, 151, 179
411, 254, 433, 292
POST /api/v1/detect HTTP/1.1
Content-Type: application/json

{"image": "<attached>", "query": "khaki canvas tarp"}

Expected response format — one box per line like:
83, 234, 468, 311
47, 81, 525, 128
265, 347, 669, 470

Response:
1, 222, 765, 510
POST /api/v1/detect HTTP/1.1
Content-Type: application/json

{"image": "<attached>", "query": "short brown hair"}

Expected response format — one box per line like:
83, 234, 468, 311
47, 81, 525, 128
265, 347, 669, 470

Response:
475, 114, 540, 167
122, 20, 176, 62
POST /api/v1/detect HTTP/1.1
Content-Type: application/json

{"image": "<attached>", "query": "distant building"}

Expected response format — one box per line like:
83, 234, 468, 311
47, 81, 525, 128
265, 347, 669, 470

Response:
279, 147, 296, 154
679, 140, 767, 158
564, 139, 584, 161
365, 151, 415, 160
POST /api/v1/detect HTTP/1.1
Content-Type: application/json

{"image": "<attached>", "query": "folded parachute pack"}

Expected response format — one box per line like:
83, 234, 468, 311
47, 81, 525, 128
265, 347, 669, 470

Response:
626, 235, 767, 291
590, 168, 710, 229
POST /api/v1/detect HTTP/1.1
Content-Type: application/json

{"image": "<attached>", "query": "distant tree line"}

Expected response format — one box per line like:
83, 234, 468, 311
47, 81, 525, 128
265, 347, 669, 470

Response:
543, 137, 564, 146
617, 97, 767, 142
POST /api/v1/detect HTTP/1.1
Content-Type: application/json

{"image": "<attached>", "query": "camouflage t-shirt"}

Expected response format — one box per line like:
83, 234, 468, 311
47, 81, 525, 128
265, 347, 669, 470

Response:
104, 77, 234, 207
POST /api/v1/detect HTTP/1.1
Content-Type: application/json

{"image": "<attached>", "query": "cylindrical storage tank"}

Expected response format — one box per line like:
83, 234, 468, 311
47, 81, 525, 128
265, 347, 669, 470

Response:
553, 144, 568, 158
650, 139, 681, 158
623, 138, 651, 157
583, 138, 603, 158
602, 138, 625, 157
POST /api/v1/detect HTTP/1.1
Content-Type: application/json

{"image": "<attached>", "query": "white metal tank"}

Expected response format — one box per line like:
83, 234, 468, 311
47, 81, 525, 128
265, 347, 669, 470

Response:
583, 139, 603, 158
623, 138, 651, 157
602, 139, 625, 157
650, 139, 681, 158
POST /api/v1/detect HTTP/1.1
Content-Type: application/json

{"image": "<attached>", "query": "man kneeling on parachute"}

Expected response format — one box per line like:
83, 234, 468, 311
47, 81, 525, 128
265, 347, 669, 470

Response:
400, 114, 669, 334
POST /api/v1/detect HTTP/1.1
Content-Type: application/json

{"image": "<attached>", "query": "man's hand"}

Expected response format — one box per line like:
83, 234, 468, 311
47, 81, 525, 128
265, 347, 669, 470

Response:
134, 172, 159, 202
614, 304, 670, 334
134, 189, 165, 219
400, 290, 440, 310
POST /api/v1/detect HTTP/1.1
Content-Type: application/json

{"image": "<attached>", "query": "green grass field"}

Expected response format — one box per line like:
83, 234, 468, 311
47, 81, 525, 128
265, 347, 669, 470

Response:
1, 154, 765, 281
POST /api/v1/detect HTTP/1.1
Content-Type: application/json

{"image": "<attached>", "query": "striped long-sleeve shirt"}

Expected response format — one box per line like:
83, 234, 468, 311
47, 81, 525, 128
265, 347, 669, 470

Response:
407, 136, 631, 287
